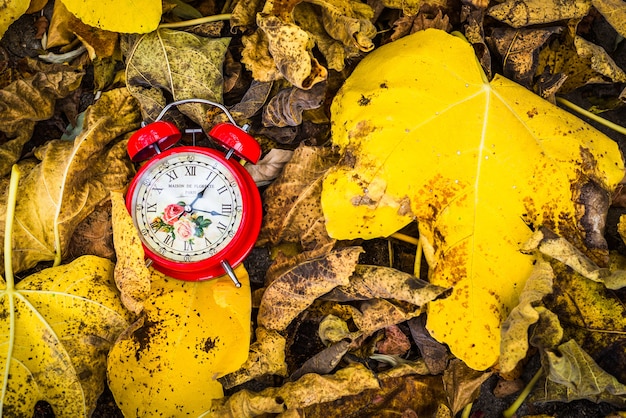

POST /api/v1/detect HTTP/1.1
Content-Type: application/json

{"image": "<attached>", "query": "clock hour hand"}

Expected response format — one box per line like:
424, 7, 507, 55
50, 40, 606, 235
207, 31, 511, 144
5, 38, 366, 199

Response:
185, 181, 214, 212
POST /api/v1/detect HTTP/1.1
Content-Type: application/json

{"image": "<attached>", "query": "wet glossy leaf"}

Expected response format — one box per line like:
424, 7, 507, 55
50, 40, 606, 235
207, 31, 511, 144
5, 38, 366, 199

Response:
321, 29, 624, 370
0, 88, 139, 273
0, 256, 130, 417
107, 266, 252, 417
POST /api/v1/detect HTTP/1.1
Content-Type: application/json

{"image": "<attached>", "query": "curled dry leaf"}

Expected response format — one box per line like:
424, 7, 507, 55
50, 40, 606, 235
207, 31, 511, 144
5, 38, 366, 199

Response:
256, 13, 328, 89
260, 144, 338, 250
124, 29, 230, 129
0, 88, 139, 273
0, 63, 84, 176
110, 190, 151, 314
257, 246, 363, 331
204, 363, 379, 417
262, 82, 326, 127
321, 29, 624, 370
321, 265, 450, 306
107, 266, 252, 417
408, 316, 449, 374
0, 256, 131, 417
241, 30, 283, 83
487, 0, 591, 28
68, 202, 115, 260
219, 326, 288, 390
376, 324, 412, 355
499, 256, 554, 374
245, 148, 294, 186
348, 299, 424, 335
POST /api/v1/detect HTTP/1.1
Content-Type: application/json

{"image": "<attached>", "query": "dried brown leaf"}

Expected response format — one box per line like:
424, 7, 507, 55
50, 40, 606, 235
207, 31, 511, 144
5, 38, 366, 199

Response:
260, 144, 338, 250
262, 82, 326, 127
257, 247, 363, 331
487, 0, 591, 27
408, 316, 449, 374
443, 359, 493, 415
0, 63, 84, 176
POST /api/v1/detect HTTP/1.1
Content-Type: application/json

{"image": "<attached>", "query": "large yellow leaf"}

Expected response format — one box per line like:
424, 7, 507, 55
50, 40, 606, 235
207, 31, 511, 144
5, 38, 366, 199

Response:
107, 266, 252, 417
59, 0, 161, 33
321, 29, 625, 370
0, 255, 131, 417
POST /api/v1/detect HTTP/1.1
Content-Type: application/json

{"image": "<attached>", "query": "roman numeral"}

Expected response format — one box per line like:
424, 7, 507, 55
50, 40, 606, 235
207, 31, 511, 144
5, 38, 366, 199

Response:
166, 170, 178, 181
204, 237, 212, 247
185, 166, 196, 176
217, 185, 227, 194
216, 222, 227, 233
221, 204, 233, 214
150, 220, 160, 231
147, 203, 157, 212
163, 234, 174, 246
184, 241, 194, 251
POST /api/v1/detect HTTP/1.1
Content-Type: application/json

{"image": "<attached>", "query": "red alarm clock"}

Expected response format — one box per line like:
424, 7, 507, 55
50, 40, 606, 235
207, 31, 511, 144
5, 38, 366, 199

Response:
125, 99, 262, 287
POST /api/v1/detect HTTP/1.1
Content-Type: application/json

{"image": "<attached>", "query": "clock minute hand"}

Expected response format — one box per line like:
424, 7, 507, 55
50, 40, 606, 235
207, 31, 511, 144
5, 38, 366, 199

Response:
192, 208, 225, 216
186, 182, 213, 210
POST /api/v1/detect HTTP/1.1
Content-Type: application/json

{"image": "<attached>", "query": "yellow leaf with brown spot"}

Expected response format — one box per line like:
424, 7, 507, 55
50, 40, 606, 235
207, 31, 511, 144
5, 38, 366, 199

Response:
107, 266, 252, 417
321, 29, 624, 370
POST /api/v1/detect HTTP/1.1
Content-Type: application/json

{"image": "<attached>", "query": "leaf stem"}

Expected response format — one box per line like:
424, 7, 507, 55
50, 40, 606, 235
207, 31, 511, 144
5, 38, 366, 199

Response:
158, 14, 233, 28
389, 232, 419, 246
4, 165, 21, 291
503, 368, 543, 418
557, 97, 626, 136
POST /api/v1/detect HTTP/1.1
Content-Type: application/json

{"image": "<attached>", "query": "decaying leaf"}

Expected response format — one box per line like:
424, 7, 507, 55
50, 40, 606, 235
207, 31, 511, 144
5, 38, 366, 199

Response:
257, 247, 363, 330
301, 364, 447, 418
487, 0, 591, 28
321, 265, 450, 306
348, 299, 424, 335
543, 339, 626, 405
260, 144, 338, 251
60, 0, 161, 33
68, 202, 115, 260
203, 363, 380, 417
443, 359, 493, 415
220, 326, 288, 389
256, 13, 328, 89
592, 0, 626, 38
408, 316, 449, 374
107, 265, 252, 417
124, 29, 230, 129
544, 261, 626, 383
0, 88, 139, 273
0, 62, 84, 176
321, 29, 624, 370
500, 256, 554, 374
0, 256, 131, 417
110, 190, 151, 314
522, 227, 626, 289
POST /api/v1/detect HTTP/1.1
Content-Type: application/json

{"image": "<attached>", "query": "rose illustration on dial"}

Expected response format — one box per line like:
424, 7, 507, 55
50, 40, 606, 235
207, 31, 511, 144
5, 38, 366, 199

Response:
131, 151, 244, 263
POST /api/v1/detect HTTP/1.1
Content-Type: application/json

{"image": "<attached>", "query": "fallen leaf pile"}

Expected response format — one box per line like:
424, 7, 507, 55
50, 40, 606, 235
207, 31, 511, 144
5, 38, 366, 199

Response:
2, 0, 626, 416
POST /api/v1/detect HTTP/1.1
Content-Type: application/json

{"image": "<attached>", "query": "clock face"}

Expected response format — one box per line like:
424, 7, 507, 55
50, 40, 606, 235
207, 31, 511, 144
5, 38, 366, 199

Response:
130, 150, 244, 264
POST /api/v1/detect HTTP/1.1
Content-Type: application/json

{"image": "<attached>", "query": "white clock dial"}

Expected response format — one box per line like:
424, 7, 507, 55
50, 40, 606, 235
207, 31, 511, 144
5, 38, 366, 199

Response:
131, 151, 244, 263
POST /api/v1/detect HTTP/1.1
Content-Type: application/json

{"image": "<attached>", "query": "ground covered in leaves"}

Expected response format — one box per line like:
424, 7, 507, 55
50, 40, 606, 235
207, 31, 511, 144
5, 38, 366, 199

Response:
3, 0, 626, 417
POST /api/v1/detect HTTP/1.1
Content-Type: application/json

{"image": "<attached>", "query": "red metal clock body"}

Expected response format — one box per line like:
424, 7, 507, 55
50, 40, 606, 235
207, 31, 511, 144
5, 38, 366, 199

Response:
125, 99, 262, 286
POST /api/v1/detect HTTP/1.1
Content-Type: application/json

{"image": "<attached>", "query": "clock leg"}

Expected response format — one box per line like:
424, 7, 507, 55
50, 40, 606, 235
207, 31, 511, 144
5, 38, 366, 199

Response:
220, 260, 242, 288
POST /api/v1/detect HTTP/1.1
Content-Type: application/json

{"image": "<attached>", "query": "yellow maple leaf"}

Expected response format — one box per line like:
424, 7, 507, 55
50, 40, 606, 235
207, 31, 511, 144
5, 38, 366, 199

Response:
321, 29, 625, 370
